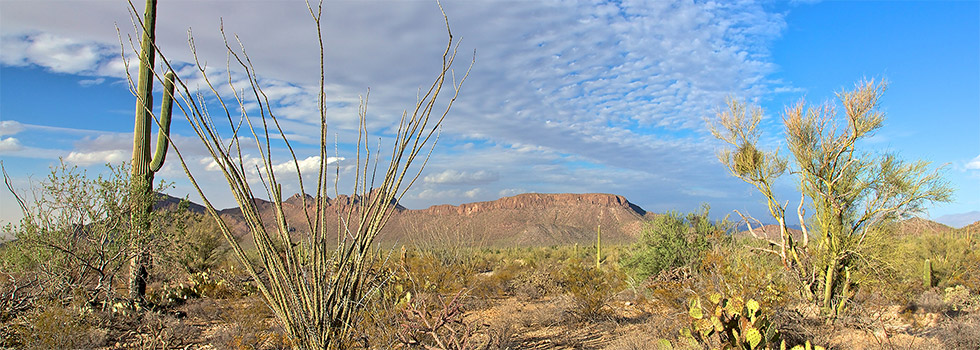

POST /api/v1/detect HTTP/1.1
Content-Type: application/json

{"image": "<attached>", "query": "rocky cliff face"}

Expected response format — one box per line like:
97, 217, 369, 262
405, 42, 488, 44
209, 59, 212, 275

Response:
389, 193, 649, 246
419, 193, 645, 217
163, 192, 652, 247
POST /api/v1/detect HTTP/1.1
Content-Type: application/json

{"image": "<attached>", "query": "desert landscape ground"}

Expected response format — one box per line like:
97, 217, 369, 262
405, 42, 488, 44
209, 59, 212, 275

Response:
2, 191, 979, 349
2, 1, 978, 350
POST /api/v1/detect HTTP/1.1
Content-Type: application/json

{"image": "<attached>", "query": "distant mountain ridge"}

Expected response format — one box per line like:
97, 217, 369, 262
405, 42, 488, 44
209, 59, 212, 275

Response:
935, 211, 980, 229
159, 192, 652, 247
157, 191, 978, 247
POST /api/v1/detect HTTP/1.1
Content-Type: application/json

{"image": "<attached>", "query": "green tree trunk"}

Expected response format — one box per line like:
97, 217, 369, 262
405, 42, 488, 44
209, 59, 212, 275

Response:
821, 259, 838, 312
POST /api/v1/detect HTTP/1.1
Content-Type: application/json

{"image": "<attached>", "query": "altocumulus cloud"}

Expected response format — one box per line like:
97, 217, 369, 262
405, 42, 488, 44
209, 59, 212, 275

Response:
1, 0, 793, 214
424, 170, 499, 185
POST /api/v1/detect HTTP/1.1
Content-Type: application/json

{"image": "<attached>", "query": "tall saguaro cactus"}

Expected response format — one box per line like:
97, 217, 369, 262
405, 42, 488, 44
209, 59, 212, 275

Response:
129, 0, 175, 304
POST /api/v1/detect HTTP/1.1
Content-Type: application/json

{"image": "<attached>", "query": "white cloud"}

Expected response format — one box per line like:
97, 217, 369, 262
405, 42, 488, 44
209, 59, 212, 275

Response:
0, 137, 23, 152
0, 121, 24, 137
424, 169, 498, 185
498, 188, 525, 198
65, 149, 128, 166
0, 0, 791, 215
0, 33, 113, 75
966, 154, 980, 170
79, 77, 105, 86
270, 156, 343, 174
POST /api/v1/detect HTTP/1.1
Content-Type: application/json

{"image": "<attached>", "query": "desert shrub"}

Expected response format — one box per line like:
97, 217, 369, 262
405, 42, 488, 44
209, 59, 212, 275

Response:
0, 268, 37, 323
484, 317, 520, 350
700, 247, 791, 310
511, 261, 563, 301
16, 301, 107, 350
933, 313, 980, 350
622, 205, 728, 282
943, 285, 979, 311
396, 289, 474, 350
1, 161, 181, 308
133, 312, 200, 349
401, 248, 472, 294
469, 259, 521, 300
867, 226, 980, 305
162, 208, 230, 275
345, 256, 410, 349
210, 296, 291, 350
2, 162, 139, 304
562, 259, 621, 320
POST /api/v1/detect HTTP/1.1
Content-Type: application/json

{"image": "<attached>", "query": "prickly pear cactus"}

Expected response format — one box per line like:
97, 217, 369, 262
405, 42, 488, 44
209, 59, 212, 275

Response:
684, 292, 778, 349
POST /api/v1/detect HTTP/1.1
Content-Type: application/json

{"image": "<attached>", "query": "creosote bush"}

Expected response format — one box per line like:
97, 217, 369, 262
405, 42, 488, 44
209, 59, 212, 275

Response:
562, 258, 622, 320
1, 161, 171, 307
622, 205, 729, 282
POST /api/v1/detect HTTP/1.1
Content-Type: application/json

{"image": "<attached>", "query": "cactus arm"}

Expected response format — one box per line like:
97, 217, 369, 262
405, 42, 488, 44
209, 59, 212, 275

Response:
149, 70, 175, 172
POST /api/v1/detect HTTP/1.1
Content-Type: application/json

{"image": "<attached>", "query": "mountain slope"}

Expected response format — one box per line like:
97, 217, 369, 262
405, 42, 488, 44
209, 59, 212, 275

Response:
166, 192, 651, 247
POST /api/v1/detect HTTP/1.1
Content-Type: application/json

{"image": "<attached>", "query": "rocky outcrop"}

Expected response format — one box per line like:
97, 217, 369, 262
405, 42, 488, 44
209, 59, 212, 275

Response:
419, 193, 645, 217
160, 191, 652, 247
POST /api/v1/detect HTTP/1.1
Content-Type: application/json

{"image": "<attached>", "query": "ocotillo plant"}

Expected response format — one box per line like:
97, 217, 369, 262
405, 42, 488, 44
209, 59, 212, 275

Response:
128, 0, 175, 304
159, 1, 471, 346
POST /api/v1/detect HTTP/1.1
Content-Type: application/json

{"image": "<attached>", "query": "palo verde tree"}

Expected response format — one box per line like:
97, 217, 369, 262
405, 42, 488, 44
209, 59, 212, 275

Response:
708, 101, 799, 269
128, 0, 175, 304
709, 79, 953, 317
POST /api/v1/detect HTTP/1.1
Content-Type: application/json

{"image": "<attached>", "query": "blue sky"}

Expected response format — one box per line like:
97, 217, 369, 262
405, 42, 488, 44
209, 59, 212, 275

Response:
1, 0, 978, 229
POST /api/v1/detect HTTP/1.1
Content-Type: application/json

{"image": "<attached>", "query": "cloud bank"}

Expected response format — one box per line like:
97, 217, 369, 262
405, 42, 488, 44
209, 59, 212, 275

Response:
1, 0, 790, 217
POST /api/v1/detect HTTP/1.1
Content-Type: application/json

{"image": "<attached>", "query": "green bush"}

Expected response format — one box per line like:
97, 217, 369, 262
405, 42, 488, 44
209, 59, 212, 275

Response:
0, 161, 162, 304
868, 226, 980, 304
164, 208, 230, 275
17, 302, 107, 350
622, 205, 728, 281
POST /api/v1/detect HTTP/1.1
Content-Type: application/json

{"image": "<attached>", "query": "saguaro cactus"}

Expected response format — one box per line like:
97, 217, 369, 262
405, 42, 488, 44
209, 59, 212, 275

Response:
923, 259, 933, 288
129, 0, 175, 304
595, 223, 602, 269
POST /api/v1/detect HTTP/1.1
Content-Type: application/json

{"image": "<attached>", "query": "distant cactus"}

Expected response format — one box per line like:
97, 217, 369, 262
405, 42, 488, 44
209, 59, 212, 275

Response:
595, 223, 602, 269
923, 258, 933, 288
128, 0, 175, 304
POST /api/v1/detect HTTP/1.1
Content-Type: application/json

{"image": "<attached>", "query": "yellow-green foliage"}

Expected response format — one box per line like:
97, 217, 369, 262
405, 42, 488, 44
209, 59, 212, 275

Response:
700, 248, 790, 309
14, 302, 107, 350
872, 226, 980, 302
163, 209, 230, 274
622, 205, 729, 282
562, 258, 623, 320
